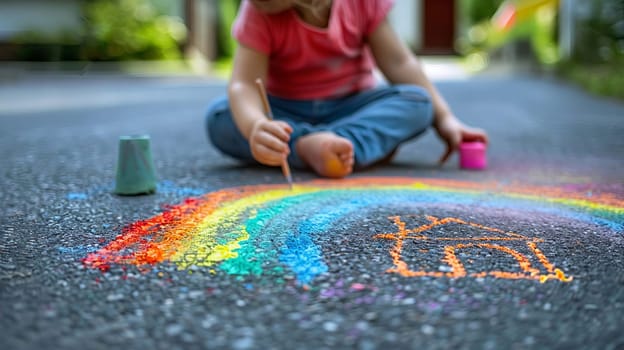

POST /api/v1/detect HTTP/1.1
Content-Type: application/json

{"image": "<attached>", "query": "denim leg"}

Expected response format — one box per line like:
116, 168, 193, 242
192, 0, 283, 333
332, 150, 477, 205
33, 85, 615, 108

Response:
205, 85, 432, 170
328, 85, 434, 168
205, 95, 255, 163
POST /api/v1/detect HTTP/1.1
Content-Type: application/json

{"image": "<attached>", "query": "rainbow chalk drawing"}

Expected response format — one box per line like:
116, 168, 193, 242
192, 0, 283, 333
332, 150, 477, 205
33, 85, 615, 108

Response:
84, 177, 624, 285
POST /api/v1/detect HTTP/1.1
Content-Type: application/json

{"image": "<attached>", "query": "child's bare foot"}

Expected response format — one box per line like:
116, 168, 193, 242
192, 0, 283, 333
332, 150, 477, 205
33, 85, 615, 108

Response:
295, 132, 354, 178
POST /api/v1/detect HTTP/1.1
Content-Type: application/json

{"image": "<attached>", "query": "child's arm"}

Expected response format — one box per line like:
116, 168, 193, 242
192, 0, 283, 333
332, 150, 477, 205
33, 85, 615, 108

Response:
228, 45, 292, 166
367, 19, 489, 164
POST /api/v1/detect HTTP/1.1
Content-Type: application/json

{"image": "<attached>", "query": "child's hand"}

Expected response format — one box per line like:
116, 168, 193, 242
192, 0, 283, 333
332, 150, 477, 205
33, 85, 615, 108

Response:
435, 115, 488, 165
249, 119, 293, 166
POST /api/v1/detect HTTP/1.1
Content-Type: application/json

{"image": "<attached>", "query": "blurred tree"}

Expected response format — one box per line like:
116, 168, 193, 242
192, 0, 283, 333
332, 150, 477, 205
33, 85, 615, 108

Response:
82, 0, 186, 61
561, 0, 624, 99
216, 0, 241, 59
573, 0, 624, 64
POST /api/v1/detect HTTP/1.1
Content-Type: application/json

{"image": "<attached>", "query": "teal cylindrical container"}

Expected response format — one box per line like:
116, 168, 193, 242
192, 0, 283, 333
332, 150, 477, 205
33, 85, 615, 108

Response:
114, 135, 157, 195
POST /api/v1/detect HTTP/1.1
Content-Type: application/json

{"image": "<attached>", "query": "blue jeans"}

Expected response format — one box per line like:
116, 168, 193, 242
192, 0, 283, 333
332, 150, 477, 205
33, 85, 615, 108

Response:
205, 84, 433, 169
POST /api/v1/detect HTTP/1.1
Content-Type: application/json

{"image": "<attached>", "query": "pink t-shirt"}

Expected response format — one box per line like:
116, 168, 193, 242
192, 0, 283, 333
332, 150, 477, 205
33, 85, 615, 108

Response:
232, 0, 394, 100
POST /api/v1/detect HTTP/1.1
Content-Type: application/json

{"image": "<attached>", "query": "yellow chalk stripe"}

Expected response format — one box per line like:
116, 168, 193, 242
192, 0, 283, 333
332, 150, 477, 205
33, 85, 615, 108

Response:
170, 187, 317, 269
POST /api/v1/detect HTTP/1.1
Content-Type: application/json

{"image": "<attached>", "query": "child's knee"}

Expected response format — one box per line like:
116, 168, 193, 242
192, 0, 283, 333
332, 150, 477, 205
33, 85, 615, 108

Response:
394, 85, 432, 112
205, 97, 231, 142
394, 85, 434, 129
205, 97, 229, 127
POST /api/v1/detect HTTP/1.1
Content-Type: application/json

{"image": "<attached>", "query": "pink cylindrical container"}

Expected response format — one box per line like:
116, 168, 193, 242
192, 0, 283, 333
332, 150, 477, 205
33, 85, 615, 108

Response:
459, 141, 487, 170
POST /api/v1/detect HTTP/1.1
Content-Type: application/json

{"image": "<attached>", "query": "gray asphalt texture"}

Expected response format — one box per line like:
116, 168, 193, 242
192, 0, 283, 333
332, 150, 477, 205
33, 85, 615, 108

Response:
1, 69, 623, 350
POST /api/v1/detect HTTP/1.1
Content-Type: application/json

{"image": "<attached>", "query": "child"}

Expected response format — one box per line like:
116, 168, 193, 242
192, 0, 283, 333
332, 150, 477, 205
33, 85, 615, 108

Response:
206, 0, 488, 178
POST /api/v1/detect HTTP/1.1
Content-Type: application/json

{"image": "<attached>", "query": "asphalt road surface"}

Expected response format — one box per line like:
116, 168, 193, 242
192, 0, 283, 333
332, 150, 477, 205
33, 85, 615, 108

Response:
1, 70, 623, 350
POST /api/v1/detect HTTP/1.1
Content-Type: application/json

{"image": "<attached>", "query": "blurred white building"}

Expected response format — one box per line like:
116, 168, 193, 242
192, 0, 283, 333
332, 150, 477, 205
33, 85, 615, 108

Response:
390, 0, 458, 54
0, 0, 82, 40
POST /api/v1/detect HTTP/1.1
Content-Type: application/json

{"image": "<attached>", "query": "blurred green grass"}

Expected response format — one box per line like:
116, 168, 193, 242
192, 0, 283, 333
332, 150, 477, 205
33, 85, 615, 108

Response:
558, 60, 624, 100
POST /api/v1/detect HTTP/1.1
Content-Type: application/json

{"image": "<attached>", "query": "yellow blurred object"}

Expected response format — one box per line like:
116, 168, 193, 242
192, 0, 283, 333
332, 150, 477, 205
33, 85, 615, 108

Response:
492, 0, 559, 30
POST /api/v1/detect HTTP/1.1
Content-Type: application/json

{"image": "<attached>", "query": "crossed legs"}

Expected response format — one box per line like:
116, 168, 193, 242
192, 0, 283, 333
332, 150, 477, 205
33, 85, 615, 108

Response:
205, 85, 433, 178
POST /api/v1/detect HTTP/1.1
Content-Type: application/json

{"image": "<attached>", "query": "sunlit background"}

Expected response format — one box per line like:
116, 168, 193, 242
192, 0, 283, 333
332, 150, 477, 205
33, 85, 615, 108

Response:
0, 0, 622, 98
